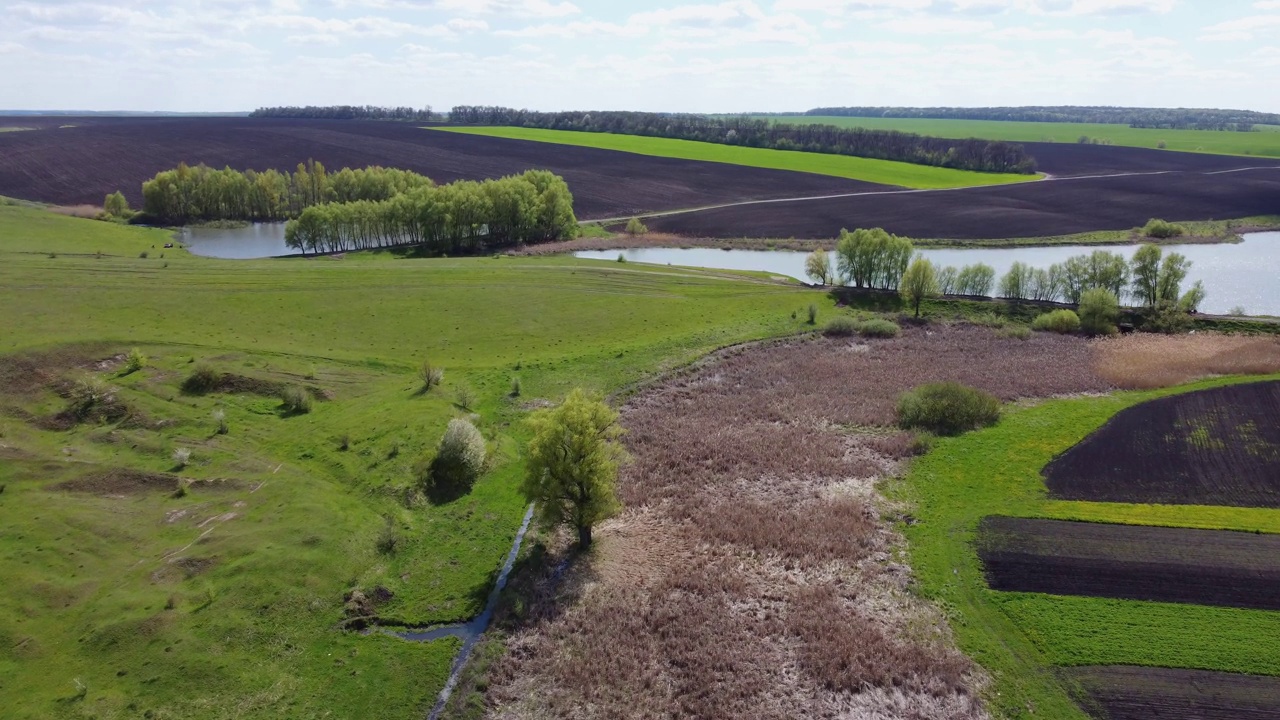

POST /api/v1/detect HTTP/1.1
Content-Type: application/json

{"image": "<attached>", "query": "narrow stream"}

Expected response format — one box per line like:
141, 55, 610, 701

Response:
395, 504, 535, 720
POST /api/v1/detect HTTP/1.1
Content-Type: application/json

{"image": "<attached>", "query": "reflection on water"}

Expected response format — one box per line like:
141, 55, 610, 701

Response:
181, 223, 291, 259
576, 233, 1280, 316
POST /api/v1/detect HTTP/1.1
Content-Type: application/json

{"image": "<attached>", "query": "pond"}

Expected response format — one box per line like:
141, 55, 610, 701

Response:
181, 222, 291, 259
576, 232, 1280, 316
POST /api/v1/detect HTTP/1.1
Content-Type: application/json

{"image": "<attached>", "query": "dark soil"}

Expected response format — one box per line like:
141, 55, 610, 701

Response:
0, 117, 884, 220
1022, 141, 1280, 177
1066, 665, 1280, 720
1044, 381, 1280, 507
55, 468, 178, 495
977, 516, 1280, 610
648, 167, 1280, 238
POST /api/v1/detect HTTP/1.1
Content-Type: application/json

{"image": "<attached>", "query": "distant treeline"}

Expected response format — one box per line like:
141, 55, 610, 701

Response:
141, 161, 434, 223
285, 171, 577, 255
249, 105, 436, 121
449, 106, 1037, 174
802, 106, 1280, 131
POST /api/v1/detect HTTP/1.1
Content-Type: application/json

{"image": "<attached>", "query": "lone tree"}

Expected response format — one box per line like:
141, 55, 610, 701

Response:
103, 191, 130, 218
521, 389, 626, 549
899, 255, 938, 318
804, 248, 834, 286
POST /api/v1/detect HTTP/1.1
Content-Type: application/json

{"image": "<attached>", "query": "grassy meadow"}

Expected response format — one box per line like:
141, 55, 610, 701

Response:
762, 116, 1280, 158
0, 201, 820, 719
899, 374, 1280, 720
430, 126, 1042, 191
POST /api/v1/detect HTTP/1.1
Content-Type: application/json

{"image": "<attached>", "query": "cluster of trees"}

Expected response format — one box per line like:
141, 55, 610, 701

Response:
249, 105, 436, 121
802, 105, 1280, 131
449, 107, 1036, 174
141, 161, 434, 224
807, 235, 1205, 319
284, 170, 578, 255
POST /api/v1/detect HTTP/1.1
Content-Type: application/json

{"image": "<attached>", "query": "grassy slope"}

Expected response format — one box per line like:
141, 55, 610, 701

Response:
899, 375, 1280, 720
0, 203, 818, 719
763, 116, 1280, 158
431, 126, 1041, 191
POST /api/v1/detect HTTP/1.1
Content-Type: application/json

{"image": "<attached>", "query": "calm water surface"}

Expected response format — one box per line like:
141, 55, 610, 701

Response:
577, 232, 1280, 316
181, 222, 291, 259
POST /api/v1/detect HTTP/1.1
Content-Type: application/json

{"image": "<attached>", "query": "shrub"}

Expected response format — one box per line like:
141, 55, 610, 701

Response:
139, 251, 149, 259
182, 364, 221, 394
172, 447, 191, 469
510, 376, 522, 397
212, 408, 228, 435
1078, 288, 1121, 336
455, 385, 477, 410
823, 317, 858, 337
1142, 218, 1186, 239
823, 316, 900, 338
1143, 299, 1193, 334
857, 318, 901, 338
418, 360, 443, 393
423, 418, 486, 496
897, 382, 1001, 436
1031, 309, 1081, 334
68, 376, 112, 418
375, 518, 399, 555
103, 191, 130, 218
999, 325, 1032, 341
279, 385, 312, 414
123, 347, 147, 374
624, 217, 648, 235
807, 304, 817, 325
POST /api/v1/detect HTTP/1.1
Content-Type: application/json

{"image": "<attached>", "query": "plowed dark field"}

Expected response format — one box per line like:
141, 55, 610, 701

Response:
1044, 381, 1280, 507
646, 167, 1280, 238
1067, 666, 1280, 720
0, 117, 881, 220
1022, 141, 1280, 177
977, 516, 1280, 609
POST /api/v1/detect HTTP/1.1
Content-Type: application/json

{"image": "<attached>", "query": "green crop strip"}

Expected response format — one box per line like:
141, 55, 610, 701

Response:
431, 126, 1042, 190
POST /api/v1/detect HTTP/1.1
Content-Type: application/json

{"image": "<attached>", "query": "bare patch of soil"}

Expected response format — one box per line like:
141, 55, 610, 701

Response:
1045, 380, 1280, 507
978, 516, 1280, 610
54, 468, 178, 495
472, 326, 1110, 719
1066, 666, 1280, 720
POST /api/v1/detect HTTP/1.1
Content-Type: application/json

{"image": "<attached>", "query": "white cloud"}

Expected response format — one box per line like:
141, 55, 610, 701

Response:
1200, 13, 1280, 41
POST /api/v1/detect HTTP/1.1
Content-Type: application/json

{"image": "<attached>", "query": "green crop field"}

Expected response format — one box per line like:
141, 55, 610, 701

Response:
898, 375, 1280, 719
431, 126, 1041, 191
0, 201, 819, 719
761, 116, 1280, 158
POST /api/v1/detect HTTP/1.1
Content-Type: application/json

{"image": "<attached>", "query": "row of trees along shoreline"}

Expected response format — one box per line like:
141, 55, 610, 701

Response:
139, 162, 579, 253
805, 228, 1205, 310
449, 106, 1037, 174
798, 105, 1280, 131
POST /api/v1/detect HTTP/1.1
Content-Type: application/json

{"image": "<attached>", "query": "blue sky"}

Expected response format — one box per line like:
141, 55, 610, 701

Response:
2, 0, 1278, 113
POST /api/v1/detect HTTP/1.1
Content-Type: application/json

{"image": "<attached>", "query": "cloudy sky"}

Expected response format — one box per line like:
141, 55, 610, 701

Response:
2, 0, 1278, 113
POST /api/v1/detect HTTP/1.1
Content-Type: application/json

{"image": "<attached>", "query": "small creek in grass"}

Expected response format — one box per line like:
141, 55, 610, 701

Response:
576, 232, 1280, 316
394, 504, 534, 720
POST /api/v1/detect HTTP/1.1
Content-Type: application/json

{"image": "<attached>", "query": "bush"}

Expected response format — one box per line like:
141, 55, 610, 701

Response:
1031, 309, 1081, 334
624, 217, 648, 235
510, 376, 522, 397
212, 408, 228, 435
423, 418, 486, 497
123, 347, 147, 374
999, 325, 1032, 341
172, 447, 191, 469
1143, 299, 1193, 334
807, 304, 817, 325
857, 318, 900, 338
1078, 288, 1121, 336
418, 360, 443, 393
897, 382, 1001, 437
1142, 218, 1186, 239
68, 375, 115, 419
182, 364, 221, 394
279, 385, 313, 415
822, 316, 900, 338
375, 517, 400, 555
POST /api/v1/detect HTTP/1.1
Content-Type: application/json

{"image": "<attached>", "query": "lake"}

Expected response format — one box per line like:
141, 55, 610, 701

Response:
576, 233, 1280, 316
181, 222, 291, 259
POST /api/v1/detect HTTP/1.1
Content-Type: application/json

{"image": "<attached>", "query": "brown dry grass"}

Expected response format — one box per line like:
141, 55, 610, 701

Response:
471, 325, 1115, 720
1093, 334, 1280, 389
48, 204, 103, 219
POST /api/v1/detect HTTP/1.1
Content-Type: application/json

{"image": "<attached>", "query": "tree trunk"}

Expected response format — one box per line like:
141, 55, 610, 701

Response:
577, 524, 592, 550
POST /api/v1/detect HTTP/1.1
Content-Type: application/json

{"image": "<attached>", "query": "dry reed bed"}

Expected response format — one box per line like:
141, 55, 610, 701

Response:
1092, 334, 1280, 389
478, 326, 1119, 719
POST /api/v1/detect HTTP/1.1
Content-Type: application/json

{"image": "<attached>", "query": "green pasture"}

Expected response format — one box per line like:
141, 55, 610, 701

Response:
0, 202, 818, 719
760, 116, 1280, 159
430, 126, 1041, 191
899, 374, 1280, 719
